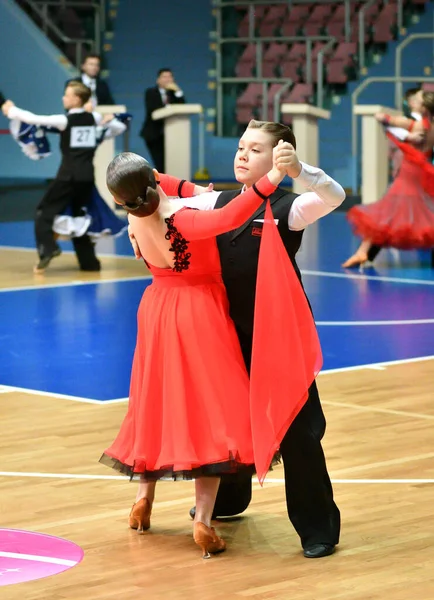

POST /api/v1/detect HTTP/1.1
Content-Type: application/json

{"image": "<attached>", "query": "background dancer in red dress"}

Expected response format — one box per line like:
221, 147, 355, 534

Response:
343, 91, 434, 268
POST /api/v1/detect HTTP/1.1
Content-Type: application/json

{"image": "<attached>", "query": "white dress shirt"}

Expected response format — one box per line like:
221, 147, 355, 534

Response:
6, 106, 127, 138
81, 74, 97, 108
179, 162, 346, 231
159, 87, 184, 104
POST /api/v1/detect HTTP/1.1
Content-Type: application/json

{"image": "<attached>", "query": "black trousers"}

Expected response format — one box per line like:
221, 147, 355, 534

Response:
35, 179, 99, 269
213, 328, 341, 549
368, 244, 434, 267
145, 137, 165, 173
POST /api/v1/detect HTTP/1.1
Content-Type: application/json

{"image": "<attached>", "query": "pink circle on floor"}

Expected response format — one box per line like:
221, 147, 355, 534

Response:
0, 529, 83, 586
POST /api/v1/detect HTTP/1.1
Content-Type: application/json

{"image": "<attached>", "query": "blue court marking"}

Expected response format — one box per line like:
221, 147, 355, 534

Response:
0, 213, 433, 401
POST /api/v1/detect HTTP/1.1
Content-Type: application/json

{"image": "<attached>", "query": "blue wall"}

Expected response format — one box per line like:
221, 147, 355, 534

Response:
108, 0, 219, 175
0, 0, 77, 179
108, 0, 244, 180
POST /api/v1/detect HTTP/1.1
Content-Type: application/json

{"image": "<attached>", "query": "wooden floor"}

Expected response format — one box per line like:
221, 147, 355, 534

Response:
0, 247, 150, 289
2, 360, 434, 599
1, 249, 434, 598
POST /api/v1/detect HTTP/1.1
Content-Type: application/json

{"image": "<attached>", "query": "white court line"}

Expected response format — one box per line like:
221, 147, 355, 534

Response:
0, 471, 125, 480
0, 551, 76, 567
320, 354, 434, 375
321, 400, 434, 421
317, 319, 434, 326
0, 384, 127, 405
2, 244, 433, 284
0, 244, 132, 260
0, 472, 433, 485
266, 478, 434, 484
301, 269, 434, 286
0, 275, 152, 294
2, 355, 433, 404
1, 249, 433, 291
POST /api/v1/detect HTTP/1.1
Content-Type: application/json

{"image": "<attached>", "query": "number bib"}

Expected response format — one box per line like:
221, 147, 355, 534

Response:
70, 126, 96, 148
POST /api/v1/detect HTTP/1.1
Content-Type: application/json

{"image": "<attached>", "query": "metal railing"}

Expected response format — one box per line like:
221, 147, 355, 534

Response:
317, 37, 336, 107
350, 76, 434, 194
214, 0, 359, 6
19, 0, 105, 67
395, 33, 434, 108
273, 81, 292, 121
214, 0, 408, 136
214, 0, 355, 41
215, 35, 335, 135
358, 0, 375, 71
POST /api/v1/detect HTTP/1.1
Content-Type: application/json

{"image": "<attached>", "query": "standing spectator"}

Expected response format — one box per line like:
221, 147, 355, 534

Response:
140, 68, 185, 172
67, 54, 115, 108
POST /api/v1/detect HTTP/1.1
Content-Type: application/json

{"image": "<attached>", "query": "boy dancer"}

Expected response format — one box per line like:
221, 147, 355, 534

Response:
2, 81, 126, 272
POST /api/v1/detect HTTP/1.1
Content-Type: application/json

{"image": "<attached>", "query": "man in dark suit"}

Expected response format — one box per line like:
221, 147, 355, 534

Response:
140, 68, 186, 172
66, 54, 114, 108
0, 90, 5, 108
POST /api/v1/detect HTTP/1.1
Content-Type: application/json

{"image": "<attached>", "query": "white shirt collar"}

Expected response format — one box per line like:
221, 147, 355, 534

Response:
82, 73, 95, 84
68, 108, 85, 114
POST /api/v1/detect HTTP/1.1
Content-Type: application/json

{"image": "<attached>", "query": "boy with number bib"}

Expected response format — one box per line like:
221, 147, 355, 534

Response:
2, 81, 126, 272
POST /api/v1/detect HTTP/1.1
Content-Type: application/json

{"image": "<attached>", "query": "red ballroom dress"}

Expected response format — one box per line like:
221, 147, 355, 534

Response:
100, 174, 322, 484
347, 117, 434, 249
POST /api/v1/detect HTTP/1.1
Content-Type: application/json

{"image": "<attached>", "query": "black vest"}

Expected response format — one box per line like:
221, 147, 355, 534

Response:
57, 111, 98, 182
215, 188, 304, 336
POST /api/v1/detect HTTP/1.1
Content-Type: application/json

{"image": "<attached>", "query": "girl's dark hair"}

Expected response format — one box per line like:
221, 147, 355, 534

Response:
106, 152, 160, 217
247, 119, 297, 149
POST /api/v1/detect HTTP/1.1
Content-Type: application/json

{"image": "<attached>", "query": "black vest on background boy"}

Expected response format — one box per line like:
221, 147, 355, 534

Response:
57, 111, 98, 182
36, 110, 100, 270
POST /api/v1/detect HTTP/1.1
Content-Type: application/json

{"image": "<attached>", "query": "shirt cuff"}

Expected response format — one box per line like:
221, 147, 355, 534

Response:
293, 162, 322, 188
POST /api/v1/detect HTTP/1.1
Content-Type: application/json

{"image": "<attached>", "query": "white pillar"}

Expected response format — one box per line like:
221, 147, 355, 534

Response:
354, 104, 402, 204
281, 103, 331, 194
152, 104, 203, 179
93, 104, 126, 207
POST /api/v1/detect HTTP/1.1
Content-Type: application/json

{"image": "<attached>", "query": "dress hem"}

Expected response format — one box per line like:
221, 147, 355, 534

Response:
99, 451, 280, 481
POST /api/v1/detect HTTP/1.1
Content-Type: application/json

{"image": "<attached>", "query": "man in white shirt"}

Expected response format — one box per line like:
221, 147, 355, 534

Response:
67, 54, 115, 108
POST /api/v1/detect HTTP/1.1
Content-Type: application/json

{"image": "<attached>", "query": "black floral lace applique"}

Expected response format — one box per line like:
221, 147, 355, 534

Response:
165, 214, 191, 272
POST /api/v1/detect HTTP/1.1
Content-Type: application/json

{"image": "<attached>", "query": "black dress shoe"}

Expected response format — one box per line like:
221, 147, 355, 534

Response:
303, 543, 336, 558
79, 260, 101, 272
35, 248, 62, 271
